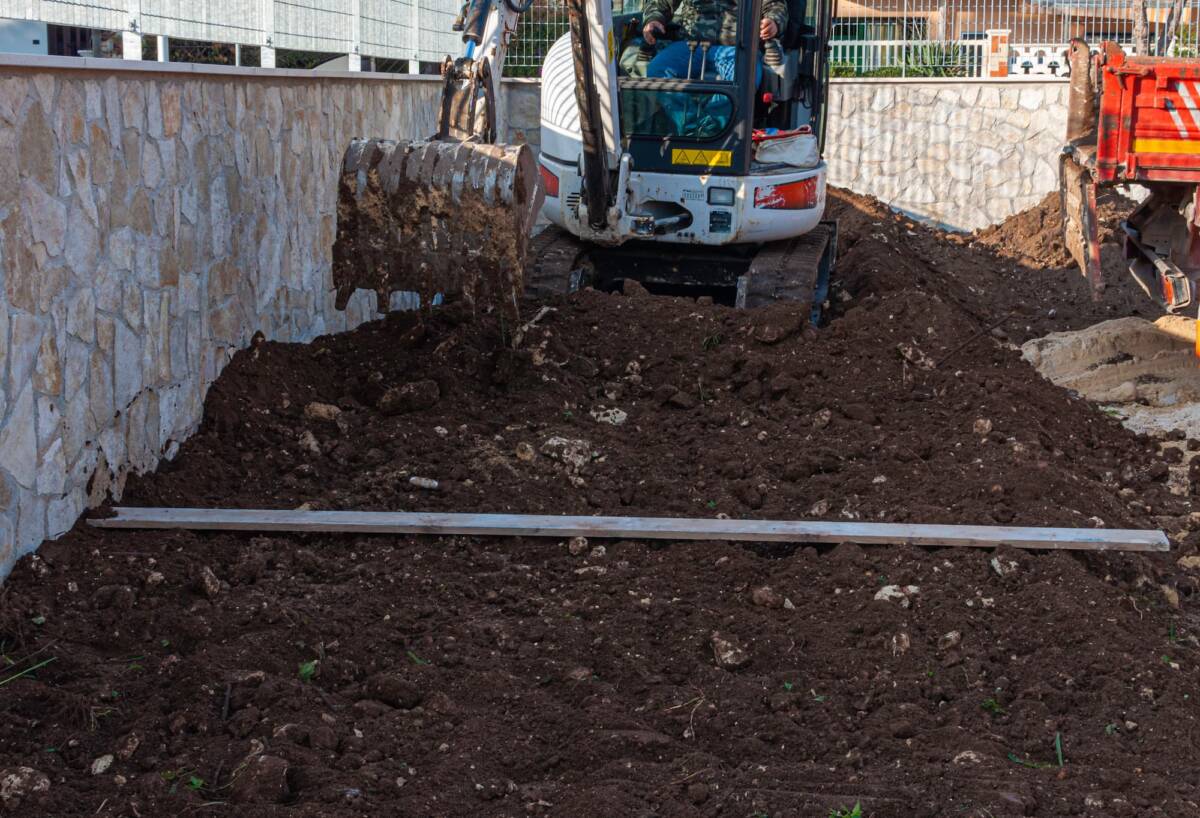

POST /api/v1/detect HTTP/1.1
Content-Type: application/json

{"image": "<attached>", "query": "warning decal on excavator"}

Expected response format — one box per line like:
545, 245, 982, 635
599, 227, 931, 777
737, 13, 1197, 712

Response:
1132, 138, 1200, 155
672, 149, 732, 167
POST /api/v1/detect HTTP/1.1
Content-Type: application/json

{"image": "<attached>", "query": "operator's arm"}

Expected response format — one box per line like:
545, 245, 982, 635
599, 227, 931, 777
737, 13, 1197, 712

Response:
642, 0, 678, 42
759, 0, 787, 39
642, 0, 675, 29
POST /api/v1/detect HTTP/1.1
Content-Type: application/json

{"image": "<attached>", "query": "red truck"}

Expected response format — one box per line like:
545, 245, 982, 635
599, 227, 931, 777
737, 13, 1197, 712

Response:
1061, 38, 1200, 347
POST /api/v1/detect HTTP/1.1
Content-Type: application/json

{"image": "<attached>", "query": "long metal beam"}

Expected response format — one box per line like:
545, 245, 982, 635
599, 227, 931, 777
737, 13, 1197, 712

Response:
90, 508, 1170, 552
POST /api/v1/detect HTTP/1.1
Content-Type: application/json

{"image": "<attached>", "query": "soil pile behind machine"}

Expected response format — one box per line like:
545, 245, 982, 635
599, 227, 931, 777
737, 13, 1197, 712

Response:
1061, 38, 1200, 348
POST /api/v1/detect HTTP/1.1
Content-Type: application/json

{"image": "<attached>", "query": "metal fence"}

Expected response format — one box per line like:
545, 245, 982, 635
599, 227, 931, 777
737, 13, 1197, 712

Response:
7, 0, 1200, 75
829, 0, 1200, 77
504, 0, 1200, 77
0, 0, 461, 62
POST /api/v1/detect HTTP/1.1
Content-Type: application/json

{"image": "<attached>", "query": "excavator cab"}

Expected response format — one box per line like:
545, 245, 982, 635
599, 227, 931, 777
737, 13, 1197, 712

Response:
607, 0, 832, 159
534, 0, 837, 307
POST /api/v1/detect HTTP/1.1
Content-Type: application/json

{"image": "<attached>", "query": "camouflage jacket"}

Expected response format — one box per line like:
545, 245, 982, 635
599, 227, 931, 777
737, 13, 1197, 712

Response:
642, 0, 787, 46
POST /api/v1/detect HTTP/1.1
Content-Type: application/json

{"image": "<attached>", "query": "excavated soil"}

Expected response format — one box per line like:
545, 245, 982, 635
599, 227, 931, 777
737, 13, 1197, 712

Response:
3, 190, 1200, 818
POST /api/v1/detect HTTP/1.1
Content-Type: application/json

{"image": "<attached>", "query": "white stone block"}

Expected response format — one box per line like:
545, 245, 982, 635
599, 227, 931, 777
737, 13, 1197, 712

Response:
0, 385, 38, 488
15, 490, 45, 555
22, 179, 66, 258
36, 437, 65, 495
142, 139, 163, 189
107, 227, 134, 271
65, 203, 100, 277
113, 320, 143, 410
67, 289, 96, 343
9, 314, 43, 392
46, 488, 83, 539
1018, 86, 1046, 111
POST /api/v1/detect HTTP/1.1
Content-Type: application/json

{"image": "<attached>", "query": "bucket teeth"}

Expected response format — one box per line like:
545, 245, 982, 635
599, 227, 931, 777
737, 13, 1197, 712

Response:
333, 138, 544, 322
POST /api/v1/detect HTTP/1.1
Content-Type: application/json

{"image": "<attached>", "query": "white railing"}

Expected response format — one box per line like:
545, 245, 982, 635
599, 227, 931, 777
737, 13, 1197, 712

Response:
0, 0, 461, 62
830, 38, 985, 77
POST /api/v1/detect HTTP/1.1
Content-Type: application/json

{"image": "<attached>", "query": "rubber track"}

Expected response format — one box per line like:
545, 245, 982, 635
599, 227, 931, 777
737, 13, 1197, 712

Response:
736, 224, 832, 311
524, 225, 586, 300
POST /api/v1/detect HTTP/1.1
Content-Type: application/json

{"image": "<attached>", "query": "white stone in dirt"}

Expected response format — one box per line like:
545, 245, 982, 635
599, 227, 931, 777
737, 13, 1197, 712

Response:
874, 584, 920, 608
199, 566, 221, 598
568, 536, 588, 555
90, 754, 114, 775
710, 631, 751, 670
0, 766, 50, 802
973, 418, 993, 436
540, 436, 593, 472
590, 407, 628, 426
990, 556, 1018, 577
953, 750, 983, 765
297, 429, 321, 456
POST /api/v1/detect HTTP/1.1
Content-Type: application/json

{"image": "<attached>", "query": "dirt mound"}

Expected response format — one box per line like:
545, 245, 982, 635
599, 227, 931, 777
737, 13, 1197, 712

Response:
2, 189, 1199, 816
974, 189, 1134, 270
827, 188, 1158, 341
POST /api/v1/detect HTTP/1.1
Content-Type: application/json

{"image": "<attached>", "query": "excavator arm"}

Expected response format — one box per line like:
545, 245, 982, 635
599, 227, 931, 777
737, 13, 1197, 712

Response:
565, 0, 622, 230
330, 0, 564, 323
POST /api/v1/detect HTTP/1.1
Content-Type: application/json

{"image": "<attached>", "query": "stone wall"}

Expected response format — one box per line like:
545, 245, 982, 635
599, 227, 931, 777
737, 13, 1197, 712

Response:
825, 79, 1067, 230
0, 56, 448, 578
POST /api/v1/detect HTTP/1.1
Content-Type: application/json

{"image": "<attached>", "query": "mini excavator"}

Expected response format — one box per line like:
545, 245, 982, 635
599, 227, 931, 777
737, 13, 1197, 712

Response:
332, 0, 838, 322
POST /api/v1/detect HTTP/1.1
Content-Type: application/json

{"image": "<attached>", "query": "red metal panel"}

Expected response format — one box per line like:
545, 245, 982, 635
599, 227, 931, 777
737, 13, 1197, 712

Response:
1093, 42, 1200, 185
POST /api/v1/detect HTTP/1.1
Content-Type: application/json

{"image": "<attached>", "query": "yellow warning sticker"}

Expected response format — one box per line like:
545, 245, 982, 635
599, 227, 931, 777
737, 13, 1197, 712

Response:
1133, 137, 1200, 155
671, 149, 733, 167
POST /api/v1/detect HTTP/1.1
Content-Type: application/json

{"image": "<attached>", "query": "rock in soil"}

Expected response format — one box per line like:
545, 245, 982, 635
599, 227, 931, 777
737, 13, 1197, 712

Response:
0, 767, 50, 805
378, 379, 441, 415
750, 585, 784, 608
230, 755, 292, 804
303, 401, 342, 423
710, 631, 751, 670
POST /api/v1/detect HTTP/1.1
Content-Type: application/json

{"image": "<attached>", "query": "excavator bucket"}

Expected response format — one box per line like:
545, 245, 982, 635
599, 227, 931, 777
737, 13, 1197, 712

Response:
332, 138, 544, 323
1059, 38, 1104, 296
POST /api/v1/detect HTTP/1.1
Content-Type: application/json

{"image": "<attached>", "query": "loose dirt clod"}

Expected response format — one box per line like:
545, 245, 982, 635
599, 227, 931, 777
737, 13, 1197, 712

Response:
378, 380, 441, 415
750, 585, 784, 608
230, 755, 292, 805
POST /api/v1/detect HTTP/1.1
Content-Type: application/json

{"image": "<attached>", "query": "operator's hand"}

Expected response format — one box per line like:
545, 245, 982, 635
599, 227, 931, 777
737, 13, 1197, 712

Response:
760, 18, 778, 39
643, 20, 666, 44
